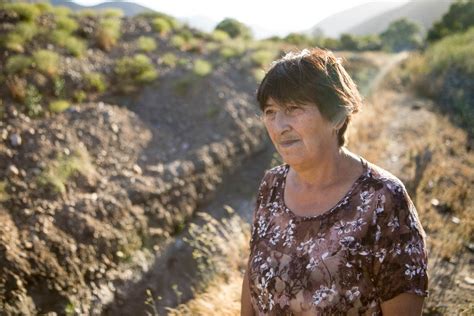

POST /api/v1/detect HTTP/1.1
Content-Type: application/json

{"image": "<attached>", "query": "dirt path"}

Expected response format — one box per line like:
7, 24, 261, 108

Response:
350, 57, 474, 314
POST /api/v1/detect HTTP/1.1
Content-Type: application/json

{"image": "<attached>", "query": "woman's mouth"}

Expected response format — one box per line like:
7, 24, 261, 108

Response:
279, 139, 300, 147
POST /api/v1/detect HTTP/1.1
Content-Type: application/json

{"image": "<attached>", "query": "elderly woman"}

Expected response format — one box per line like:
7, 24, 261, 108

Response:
241, 48, 428, 315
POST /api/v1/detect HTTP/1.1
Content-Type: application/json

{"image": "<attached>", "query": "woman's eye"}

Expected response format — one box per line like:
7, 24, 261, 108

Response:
264, 109, 275, 116
286, 106, 300, 113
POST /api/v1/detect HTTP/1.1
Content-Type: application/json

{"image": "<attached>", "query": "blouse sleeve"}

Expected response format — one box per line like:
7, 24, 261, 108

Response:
371, 181, 429, 302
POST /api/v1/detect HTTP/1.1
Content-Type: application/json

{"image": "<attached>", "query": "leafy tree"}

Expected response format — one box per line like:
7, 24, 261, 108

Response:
214, 18, 252, 39
339, 33, 359, 51
427, 0, 474, 42
380, 18, 423, 52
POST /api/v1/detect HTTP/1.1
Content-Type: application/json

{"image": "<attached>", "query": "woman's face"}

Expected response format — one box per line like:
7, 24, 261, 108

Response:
262, 98, 338, 168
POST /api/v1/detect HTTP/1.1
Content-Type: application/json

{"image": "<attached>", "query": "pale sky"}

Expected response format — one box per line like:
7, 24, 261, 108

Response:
73, 0, 411, 37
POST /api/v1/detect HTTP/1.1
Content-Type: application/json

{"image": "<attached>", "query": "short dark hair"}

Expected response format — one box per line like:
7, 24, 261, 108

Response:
256, 48, 362, 147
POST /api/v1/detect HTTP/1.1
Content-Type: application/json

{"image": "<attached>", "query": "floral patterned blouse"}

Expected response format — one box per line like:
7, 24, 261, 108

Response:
247, 158, 429, 315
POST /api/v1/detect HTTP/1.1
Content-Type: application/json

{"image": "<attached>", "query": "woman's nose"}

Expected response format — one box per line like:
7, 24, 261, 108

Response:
274, 111, 290, 132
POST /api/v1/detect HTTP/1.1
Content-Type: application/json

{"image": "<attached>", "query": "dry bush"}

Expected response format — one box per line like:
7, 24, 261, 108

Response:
164, 207, 250, 316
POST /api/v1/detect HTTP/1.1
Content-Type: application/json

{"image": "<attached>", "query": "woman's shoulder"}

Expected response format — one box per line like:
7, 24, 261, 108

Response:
363, 160, 409, 198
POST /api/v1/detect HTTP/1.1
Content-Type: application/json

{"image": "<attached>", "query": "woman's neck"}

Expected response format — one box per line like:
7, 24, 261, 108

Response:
288, 147, 358, 191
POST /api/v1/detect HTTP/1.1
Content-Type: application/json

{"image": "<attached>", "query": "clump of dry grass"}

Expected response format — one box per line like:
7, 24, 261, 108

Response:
164, 206, 250, 316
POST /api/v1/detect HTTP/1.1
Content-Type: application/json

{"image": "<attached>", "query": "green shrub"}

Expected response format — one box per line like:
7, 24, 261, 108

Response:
152, 17, 172, 35
428, 0, 474, 42
50, 6, 72, 17
51, 31, 87, 56
5, 55, 33, 75
250, 50, 275, 68
53, 77, 65, 98
193, 59, 213, 77
114, 54, 158, 90
137, 36, 157, 52
73, 90, 87, 102
2, 3, 40, 22
63, 36, 87, 57
211, 30, 230, 42
424, 27, 474, 75
84, 72, 107, 92
24, 85, 43, 117
170, 34, 187, 50
102, 8, 124, 18
215, 18, 252, 39
219, 46, 240, 60
2, 22, 38, 52
49, 100, 70, 113
32, 50, 60, 77
161, 53, 178, 67
34, 2, 53, 13
96, 17, 121, 51
78, 8, 97, 17
55, 15, 78, 33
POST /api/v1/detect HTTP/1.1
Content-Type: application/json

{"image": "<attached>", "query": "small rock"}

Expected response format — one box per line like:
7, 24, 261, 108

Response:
132, 164, 142, 174
8, 164, 19, 176
451, 216, 460, 224
9, 133, 22, 146
111, 123, 119, 133
430, 198, 440, 207
464, 276, 474, 285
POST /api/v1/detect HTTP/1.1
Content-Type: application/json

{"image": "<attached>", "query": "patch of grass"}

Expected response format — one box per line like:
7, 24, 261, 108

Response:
5, 55, 33, 75
114, 54, 158, 91
36, 147, 94, 194
192, 59, 213, 77
32, 49, 60, 78
83, 72, 107, 93
137, 36, 157, 52
49, 100, 70, 113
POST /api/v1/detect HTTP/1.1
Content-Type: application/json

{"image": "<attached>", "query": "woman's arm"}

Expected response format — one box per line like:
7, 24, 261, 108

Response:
241, 269, 255, 316
381, 293, 425, 315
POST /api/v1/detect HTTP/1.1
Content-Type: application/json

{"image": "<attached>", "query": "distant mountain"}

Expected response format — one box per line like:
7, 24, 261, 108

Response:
50, 0, 154, 16
349, 0, 455, 35
310, 1, 407, 38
